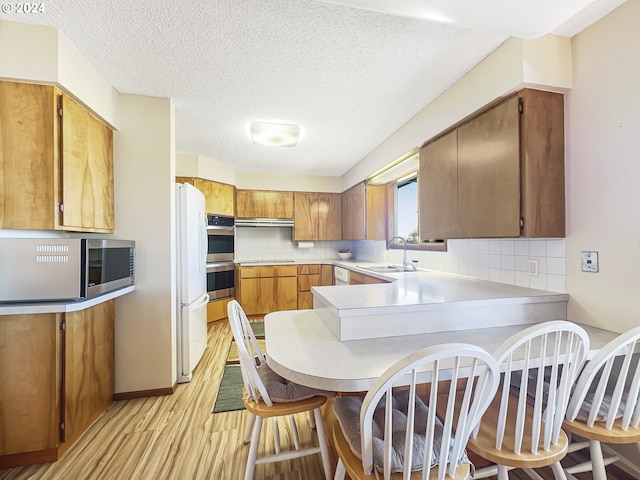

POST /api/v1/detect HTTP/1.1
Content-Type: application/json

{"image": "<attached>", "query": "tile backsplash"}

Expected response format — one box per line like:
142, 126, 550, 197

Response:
234, 228, 566, 293
235, 227, 352, 262
353, 238, 566, 293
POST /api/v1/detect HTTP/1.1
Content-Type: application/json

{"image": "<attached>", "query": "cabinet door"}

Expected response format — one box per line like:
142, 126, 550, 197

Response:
365, 185, 387, 241
418, 130, 459, 239
519, 89, 565, 238
194, 178, 235, 216
60, 94, 115, 232
239, 277, 297, 315
457, 95, 520, 238
0, 313, 61, 455
293, 192, 316, 241
341, 182, 366, 240
349, 271, 387, 285
0, 81, 57, 230
321, 265, 334, 286
63, 300, 115, 442
318, 193, 342, 240
236, 190, 293, 218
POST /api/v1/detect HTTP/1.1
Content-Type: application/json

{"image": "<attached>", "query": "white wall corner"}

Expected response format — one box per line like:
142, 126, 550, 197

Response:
522, 34, 573, 90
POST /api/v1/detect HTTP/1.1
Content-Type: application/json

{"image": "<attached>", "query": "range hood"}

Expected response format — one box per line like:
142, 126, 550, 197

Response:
235, 218, 294, 227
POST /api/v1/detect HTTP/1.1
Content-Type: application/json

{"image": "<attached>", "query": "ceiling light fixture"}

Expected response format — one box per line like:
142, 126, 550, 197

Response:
249, 121, 301, 148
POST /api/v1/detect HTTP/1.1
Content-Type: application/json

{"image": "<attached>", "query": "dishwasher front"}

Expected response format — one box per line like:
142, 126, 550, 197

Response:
334, 266, 350, 285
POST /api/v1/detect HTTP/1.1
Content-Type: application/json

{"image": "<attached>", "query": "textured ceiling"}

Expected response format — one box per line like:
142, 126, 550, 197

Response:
1, 0, 628, 176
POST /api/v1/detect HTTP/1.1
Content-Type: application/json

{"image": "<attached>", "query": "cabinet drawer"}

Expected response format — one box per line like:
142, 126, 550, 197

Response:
240, 265, 298, 278
297, 264, 321, 275
298, 274, 321, 292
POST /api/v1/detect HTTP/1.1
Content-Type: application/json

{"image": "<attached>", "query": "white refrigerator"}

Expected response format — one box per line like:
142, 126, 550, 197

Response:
176, 182, 210, 383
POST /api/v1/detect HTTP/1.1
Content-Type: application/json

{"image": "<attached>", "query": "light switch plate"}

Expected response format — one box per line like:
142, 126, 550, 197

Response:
581, 251, 599, 273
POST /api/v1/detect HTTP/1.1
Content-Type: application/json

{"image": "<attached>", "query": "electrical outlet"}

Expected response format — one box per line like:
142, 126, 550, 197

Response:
528, 259, 539, 277
581, 251, 599, 273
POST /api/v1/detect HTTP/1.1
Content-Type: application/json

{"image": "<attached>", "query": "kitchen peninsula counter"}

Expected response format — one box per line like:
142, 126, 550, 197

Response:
311, 270, 568, 341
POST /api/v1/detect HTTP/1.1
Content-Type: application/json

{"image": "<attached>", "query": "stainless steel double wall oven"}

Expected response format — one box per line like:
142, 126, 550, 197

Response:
206, 214, 234, 300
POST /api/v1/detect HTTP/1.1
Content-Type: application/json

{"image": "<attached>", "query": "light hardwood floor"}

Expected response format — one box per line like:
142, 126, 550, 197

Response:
0, 320, 636, 480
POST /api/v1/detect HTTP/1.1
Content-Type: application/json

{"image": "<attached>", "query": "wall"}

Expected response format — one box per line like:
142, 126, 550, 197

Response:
565, 0, 640, 332
176, 153, 237, 186
341, 35, 572, 192
113, 94, 176, 393
236, 172, 342, 193
1, 21, 177, 394
0, 20, 119, 129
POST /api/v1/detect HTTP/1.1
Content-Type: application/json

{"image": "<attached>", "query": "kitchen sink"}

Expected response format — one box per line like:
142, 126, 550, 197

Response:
359, 265, 406, 273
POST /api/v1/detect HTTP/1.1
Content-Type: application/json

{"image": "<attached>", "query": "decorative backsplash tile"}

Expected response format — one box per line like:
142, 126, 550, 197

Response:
235, 227, 566, 293
352, 238, 567, 293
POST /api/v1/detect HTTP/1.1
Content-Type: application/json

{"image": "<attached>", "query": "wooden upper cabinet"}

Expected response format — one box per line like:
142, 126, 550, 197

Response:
0, 81, 114, 232
341, 182, 386, 240
456, 95, 520, 238
0, 81, 58, 230
293, 192, 341, 241
193, 178, 234, 216
236, 190, 294, 219
518, 89, 565, 238
341, 183, 366, 240
175, 177, 235, 216
418, 130, 458, 239
419, 88, 565, 239
60, 94, 115, 232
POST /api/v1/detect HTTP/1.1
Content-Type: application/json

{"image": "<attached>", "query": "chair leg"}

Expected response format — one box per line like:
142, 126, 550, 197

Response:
589, 440, 608, 480
314, 407, 333, 480
272, 417, 281, 454
289, 415, 301, 450
243, 413, 256, 445
497, 465, 510, 480
334, 458, 346, 480
245, 416, 263, 480
310, 410, 317, 429
550, 461, 568, 480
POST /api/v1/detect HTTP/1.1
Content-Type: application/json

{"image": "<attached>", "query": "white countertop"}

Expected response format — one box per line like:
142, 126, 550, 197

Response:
265, 309, 618, 392
313, 269, 567, 315
0, 285, 136, 315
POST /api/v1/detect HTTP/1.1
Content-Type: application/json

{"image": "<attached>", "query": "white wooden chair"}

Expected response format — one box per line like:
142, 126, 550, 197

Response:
332, 343, 500, 480
227, 300, 333, 480
563, 326, 640, 479
465, 321, 590, 480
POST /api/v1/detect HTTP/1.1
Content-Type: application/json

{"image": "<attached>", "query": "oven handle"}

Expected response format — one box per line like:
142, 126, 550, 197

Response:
206, 262, 234, 272
206, 226, 234, 235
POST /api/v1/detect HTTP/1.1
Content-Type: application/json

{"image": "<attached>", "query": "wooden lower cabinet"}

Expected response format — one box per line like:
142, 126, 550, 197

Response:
297, 265, 321, 309
238, 266, 298, 315
0, 300, 115, 468
0, 313, 61, 458
63, 301, 115, 442
207, 297, 232, 323
349, 271, 388, 285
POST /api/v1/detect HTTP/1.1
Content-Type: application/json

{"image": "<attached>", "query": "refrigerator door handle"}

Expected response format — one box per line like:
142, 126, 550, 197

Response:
191, 292, 210, 311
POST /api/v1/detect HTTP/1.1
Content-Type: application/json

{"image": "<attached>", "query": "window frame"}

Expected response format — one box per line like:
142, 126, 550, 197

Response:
386, 174, 447, 253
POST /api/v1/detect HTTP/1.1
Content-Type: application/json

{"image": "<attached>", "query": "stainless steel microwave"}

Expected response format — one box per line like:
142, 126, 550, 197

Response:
0, 238, 135, 303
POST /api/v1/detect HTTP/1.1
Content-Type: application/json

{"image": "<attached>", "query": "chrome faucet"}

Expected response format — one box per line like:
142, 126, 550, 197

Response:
388, 236, 416, 271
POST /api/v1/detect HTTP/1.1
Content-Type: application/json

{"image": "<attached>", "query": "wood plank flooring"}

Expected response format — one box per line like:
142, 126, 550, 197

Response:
0, 320, 637, 480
